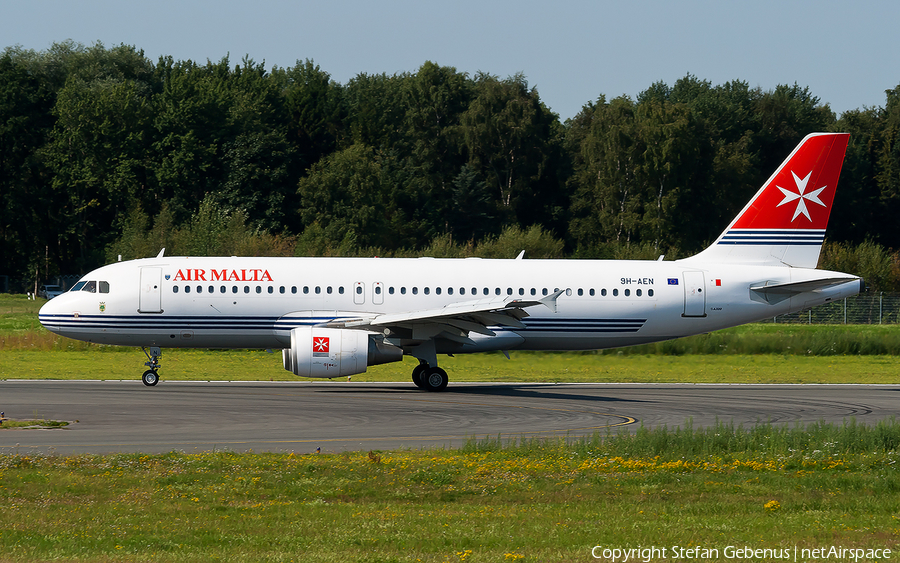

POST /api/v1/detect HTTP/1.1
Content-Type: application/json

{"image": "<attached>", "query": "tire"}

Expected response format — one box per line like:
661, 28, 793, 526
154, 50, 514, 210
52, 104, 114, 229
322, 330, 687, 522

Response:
411, 364, 427, 388
422, 367, 448, 392
142, 370, 159, 387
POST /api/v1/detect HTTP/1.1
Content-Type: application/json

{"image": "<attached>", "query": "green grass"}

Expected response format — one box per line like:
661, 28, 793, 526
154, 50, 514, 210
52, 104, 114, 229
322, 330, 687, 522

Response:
3, 292, 900, 383
1, 420, 898, 562
0, 419, 68, 429
3, 348, 900, 384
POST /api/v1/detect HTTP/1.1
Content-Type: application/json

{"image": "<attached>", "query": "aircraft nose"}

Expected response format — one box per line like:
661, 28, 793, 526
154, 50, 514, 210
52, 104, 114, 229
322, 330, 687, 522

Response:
38, 296, 66, 333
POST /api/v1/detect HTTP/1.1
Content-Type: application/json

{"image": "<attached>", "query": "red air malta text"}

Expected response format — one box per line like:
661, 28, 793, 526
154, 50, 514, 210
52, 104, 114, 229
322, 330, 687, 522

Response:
172, 269, 274, 282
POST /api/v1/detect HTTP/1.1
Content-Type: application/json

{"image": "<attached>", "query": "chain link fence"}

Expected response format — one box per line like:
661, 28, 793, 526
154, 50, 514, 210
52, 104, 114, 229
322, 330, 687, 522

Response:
767, 293, 900, 324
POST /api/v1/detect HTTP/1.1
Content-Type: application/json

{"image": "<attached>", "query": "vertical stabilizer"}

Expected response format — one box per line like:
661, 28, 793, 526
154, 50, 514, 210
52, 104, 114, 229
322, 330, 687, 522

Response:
686, 132, 850, 268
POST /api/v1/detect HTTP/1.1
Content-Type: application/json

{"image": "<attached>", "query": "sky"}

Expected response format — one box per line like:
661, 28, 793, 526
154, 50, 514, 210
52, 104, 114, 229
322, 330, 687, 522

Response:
2, 0, 897, 121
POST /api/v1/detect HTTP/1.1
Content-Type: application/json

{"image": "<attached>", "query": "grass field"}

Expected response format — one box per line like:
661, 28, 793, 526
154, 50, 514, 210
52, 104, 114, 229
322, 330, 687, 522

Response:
1, 420, 898, 562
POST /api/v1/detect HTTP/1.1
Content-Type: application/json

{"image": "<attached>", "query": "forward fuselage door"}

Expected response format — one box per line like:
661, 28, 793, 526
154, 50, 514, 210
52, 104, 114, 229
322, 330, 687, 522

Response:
139, 267, 163, 313
353, 282, 365, 305
682, 271, 706, 317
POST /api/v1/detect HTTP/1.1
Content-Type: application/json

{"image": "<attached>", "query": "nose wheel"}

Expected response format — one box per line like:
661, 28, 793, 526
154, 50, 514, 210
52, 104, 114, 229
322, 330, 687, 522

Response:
141, 347, 161, 386
142, 369, 159, 386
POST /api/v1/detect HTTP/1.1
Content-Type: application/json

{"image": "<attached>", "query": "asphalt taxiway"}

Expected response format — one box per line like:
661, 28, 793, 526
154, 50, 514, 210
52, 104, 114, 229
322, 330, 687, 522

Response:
1, 381, 898, 454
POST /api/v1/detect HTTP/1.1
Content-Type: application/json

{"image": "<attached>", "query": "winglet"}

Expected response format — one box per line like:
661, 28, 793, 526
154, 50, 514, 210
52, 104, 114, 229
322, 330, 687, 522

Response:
156, 248, 166, 258
539, 289, 565, 313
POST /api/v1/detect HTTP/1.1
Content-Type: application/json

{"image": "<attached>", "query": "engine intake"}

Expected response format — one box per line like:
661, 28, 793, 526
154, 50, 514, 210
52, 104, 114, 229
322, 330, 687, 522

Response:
282, 327, 402, 378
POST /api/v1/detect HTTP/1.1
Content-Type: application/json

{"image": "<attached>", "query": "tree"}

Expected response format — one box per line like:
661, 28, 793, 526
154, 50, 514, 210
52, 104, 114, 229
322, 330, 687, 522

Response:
296, 144, 392, 250
459, 72, 565, 232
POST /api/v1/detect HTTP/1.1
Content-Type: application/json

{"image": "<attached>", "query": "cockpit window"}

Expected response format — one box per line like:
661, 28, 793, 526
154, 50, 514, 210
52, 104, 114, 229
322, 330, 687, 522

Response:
71, 281, 87, 292
99, 281, 109, 293
83, 281, 97, 293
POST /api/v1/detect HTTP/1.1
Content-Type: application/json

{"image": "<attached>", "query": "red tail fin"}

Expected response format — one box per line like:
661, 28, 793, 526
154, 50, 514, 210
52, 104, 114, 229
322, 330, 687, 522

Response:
688, 133, 850, 268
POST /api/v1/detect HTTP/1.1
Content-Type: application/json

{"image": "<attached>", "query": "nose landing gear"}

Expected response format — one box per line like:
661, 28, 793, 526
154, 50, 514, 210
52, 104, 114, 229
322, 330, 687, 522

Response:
141, 347, 161, 386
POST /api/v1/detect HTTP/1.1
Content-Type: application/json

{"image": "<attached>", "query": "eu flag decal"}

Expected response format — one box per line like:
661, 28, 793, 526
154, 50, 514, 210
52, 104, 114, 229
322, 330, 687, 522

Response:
667, 278, 679, 285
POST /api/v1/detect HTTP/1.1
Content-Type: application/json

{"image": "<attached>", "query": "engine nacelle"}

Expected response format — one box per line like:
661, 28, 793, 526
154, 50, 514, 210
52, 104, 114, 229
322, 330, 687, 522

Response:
282, 327, 403, 378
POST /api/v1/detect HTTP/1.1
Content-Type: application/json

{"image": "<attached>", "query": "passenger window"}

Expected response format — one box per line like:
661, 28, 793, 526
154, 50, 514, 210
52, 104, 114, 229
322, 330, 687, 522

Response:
209, 286, 214, 294
590, 289, 595, 296
315, 287, 321, 294
577, 288, 583, 296
460, 288, 465, 295
326, 286, 332, 294
613, 289, 619, 296
648, 289, 654, 297
412, 287, 418, 295
435, 287, 441, 295
232, 286, 238, 294
173, 286, 179, 294
256, 286, 262, 294
303, 286, 309, 294
185, 286, 191, 294
519, 288, 524, 296
389, 287, 395, 295
601, 289, 607, 296
279, 286, 285, 294
531, 288, 536, 296
506, 288, 512, 295
448, 287, 453, 295
99, 281, 110, 293
401, 287, 407, 295
495, 288, 501, 296
220, 286, 226, 293
424, 287, 430, 295
356, 286, 362, 294
291, 286, 297, 294
339, 286, 345, 294
244, 286, 250, 294
375, 286, 382, 295
268, 286, 274, 294
636, 289, 642, 297
483, 288, 489, 296
196, 286, 202, 294
624, 289, 630, 296
542, 288, 548, 296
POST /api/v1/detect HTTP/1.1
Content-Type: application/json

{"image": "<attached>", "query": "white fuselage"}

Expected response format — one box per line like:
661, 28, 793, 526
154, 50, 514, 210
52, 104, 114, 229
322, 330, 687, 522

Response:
38, 255, 861, 354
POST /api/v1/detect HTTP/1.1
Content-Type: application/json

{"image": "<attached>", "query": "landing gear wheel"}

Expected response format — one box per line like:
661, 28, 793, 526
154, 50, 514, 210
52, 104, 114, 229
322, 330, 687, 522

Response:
142, 370, 159, 387
421, 367, 448, 392
141, 347, 162, 387
411, 363, 428, 389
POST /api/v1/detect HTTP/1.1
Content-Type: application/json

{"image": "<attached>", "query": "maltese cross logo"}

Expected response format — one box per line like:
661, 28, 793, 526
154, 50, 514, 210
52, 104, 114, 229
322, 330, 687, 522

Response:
313, 336, 329, 354
776, 170, 827, 222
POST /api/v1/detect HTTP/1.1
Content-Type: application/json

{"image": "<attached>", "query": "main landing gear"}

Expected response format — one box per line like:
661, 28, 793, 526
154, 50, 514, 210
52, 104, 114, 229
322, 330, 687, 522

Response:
411, 360, 448, 392
141, 346, 161, 386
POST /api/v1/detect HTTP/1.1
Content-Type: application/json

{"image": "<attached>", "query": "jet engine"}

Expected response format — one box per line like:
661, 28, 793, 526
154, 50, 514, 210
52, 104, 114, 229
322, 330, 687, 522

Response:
282, 327, 403, 378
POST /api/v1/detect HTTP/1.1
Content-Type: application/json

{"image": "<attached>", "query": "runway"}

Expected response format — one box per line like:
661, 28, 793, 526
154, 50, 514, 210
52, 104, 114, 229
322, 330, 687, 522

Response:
1, 381, 899, 455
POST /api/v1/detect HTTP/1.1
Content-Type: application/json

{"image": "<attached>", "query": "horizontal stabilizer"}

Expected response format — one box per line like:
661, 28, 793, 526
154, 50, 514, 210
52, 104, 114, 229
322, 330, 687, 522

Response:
750, 277, 860, 295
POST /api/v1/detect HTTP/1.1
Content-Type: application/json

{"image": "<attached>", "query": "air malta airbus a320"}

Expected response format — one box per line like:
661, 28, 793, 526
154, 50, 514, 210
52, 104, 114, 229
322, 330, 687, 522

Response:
40, 133, 863, 391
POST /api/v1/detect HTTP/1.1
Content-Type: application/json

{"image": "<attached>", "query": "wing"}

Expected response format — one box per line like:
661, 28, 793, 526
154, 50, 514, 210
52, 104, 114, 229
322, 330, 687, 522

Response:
326, 290, 564, 346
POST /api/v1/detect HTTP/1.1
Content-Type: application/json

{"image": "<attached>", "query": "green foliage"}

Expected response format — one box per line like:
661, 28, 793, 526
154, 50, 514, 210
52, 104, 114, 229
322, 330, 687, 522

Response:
2, 40, 900, 293
474, 225, 564, 259
819, 240, 900, 292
